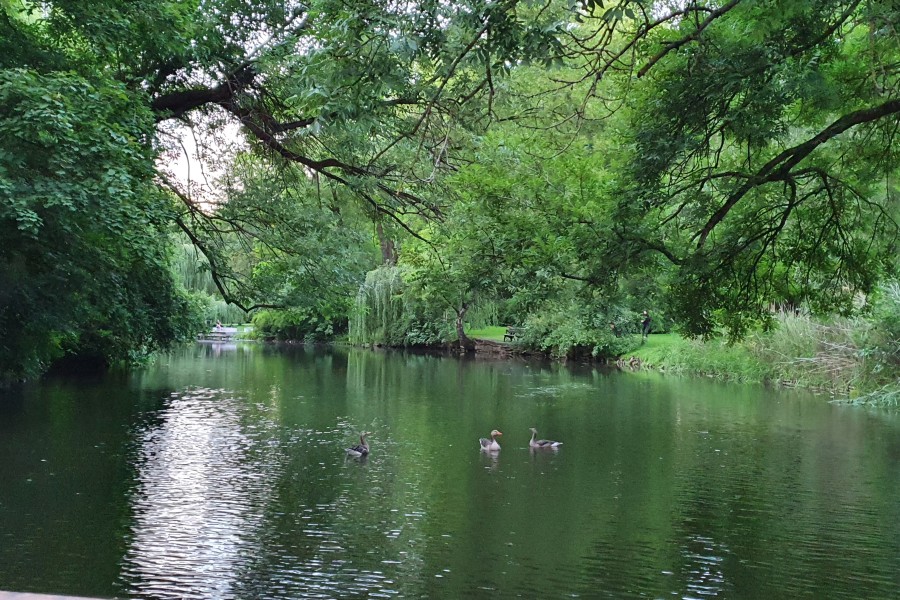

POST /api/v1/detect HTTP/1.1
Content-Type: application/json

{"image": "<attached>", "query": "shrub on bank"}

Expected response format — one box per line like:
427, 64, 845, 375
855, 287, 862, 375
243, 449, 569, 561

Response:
852, 283, 900, 406
519, 302, 641, 359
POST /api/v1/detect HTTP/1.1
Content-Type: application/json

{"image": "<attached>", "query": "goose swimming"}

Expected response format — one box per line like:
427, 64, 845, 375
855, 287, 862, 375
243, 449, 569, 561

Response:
479, 429, 502, 451
346, 432, 370, 457
529, 427, 562, 449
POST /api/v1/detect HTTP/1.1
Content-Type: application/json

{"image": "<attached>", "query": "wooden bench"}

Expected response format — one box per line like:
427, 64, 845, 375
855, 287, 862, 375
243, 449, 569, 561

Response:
503, 326, 522, 341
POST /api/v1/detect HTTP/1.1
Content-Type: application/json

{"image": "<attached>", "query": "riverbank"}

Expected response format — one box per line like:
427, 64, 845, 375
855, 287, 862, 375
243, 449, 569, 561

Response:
469, 318, 898, 408
626, 327, 898, 408
276, 315, 899, 407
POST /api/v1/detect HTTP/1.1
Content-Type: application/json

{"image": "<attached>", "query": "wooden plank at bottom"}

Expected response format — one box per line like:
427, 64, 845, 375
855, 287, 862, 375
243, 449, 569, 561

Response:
0, 593, 113, 600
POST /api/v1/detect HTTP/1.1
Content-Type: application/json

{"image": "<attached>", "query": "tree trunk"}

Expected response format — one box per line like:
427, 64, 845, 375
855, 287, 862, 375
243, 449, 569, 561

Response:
376, 220, 397, 265
456, 304, 475, 352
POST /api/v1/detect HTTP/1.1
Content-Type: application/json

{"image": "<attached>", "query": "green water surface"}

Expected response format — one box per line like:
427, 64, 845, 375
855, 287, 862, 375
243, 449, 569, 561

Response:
1, 344, 898, 599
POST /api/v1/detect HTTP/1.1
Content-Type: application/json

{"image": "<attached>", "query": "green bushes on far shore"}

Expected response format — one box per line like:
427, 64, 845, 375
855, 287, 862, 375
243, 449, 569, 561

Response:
340, 264, 898, 407
251, 308, 345, 342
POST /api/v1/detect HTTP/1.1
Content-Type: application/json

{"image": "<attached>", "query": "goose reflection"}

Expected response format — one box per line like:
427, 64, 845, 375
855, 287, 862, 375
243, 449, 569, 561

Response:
530, 445, 561, 459
345, 452, 369, 466
481, 449, 501, 472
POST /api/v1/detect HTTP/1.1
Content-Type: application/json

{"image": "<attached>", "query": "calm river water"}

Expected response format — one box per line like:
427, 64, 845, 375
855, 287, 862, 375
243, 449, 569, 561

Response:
1, 344, 898, 599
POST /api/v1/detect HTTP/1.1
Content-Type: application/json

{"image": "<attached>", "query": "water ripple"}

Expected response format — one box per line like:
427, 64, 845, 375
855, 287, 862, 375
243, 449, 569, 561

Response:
120, 389, 284, 599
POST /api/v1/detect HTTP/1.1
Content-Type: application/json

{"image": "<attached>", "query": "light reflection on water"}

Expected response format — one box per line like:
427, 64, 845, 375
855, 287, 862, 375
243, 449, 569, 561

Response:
0, 345, 898, 599
119, 387, 414, 600
121, 389, 276, 599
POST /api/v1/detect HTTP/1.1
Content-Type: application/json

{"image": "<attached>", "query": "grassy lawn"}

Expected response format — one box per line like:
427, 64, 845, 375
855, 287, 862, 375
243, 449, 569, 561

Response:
466, 325, 511, 342
629, 332, 770, 383
464, 328, 683, 349
630, 333, 684, 361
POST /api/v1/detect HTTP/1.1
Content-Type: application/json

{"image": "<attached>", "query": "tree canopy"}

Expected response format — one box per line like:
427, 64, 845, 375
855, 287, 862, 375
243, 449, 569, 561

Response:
577, 0, 900, 336
1, 0, 898, 379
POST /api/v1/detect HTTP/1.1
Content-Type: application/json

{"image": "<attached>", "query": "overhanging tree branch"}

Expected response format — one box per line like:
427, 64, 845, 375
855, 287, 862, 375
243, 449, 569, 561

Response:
151, 66, 257, 120
160, 177, 282, 312
696, 97, 900, 247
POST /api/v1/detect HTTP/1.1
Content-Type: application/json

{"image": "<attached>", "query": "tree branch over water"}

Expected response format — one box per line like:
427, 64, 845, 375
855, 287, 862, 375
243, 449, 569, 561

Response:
696, 98, 900, 248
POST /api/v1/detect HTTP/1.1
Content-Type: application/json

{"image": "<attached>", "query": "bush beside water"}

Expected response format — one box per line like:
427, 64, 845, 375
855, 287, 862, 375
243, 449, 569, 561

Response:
251, 308, 344, 342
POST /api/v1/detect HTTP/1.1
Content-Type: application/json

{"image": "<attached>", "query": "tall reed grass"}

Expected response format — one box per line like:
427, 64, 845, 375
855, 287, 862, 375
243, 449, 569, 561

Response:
748, 314, 862, 391
635, 305, 899, 407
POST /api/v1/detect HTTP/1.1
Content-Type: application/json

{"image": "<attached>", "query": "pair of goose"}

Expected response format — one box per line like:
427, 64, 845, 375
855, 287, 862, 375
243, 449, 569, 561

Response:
479, 428, 562, 451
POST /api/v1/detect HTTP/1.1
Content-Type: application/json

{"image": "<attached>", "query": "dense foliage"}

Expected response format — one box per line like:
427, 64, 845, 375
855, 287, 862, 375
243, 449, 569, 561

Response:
0, 69, 203, 379
2, 0, 558, 379
1, 0, 897, 388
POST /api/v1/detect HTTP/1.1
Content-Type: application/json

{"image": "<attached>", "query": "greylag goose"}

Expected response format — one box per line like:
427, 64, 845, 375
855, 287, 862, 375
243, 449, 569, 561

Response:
346, 432, 370, 457
479, 429, 502, 451
529, 428, 562, 449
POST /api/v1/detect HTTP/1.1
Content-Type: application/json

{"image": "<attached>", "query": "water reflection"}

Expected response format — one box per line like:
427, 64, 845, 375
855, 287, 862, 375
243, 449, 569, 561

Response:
480, 449, 501, 472
196, 342, 238, 357
120, 388, 279, 599
529, 446, 561, 461
680, 534, 728, 598
344, 453, 369, 466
